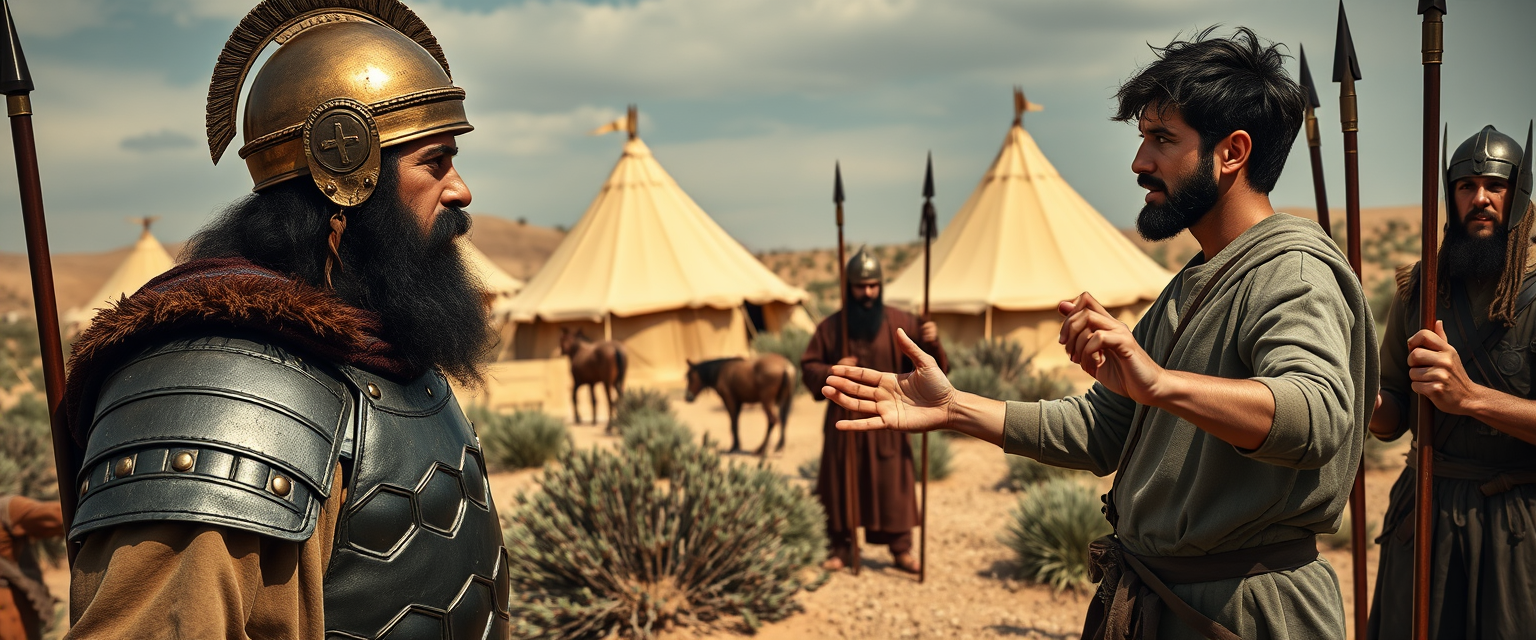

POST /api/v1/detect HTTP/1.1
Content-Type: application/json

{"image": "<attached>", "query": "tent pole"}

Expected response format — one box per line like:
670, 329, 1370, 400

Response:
984, 306, 993, 340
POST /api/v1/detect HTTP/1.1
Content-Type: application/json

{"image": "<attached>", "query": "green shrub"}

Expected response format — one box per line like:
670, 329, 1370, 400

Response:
797, 457, 819, 481
1321, 512, 1379, 551
0, 394, 56, 499
1365, 435, 1404, 471
504, 446, 826, 638
752, 327, 812, 372
1004, 456, 1082, 491
909, 433, 953, 481
622, 412, 695, 477
949, 338, 1070, 403
610, 388, 672, 433
470, 407, 570, 471
1001, 478, 1111, 592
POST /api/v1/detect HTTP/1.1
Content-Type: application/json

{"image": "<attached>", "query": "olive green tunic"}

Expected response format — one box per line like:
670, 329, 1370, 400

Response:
1369, 262, 1536, 640
1003, 214, 1379, 639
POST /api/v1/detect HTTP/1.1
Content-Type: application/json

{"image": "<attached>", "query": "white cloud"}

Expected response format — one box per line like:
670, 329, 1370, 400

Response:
466, 104, 626, 156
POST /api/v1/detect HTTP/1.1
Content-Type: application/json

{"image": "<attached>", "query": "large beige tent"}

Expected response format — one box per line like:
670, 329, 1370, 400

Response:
65, 220, 176, 332
886, 90, 1173, 368
497, 109, 808, 388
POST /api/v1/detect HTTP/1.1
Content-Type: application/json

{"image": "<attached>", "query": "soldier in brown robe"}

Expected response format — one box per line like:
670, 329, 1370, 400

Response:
1368, 124, 1536, 639
801, 247, 947, 573
0, 496, 61, 640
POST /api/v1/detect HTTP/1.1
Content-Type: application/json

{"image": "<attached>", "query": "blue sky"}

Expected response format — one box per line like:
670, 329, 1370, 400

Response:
0, 0, 1531, 254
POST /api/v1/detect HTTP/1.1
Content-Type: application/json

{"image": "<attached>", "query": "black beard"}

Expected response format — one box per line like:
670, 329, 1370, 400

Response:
1135, 152, 1219, 242
845, 291, 885, 341
1442, 210, 1508, 280
333, 191, 492, 384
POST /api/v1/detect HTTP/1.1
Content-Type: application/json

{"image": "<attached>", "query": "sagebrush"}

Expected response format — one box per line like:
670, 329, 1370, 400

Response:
504, 445, 827, 638
1001, 478, 1111, 592
949, 338, 1070, 403
610, 388, 672, 433
1004, 456, 1084, 491
469, 407, 570, 471
909, 433, 953, 481
622, 411, 695, 477
752, 328, 812, 373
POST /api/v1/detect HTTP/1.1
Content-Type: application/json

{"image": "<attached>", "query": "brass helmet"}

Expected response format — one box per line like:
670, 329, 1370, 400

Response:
206, 0, 472, 207
846, 246, 882, 283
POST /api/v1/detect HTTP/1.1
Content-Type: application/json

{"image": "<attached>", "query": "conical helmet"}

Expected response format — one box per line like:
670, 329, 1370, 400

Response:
846, 246, 883, 283
206, 1, 472, 207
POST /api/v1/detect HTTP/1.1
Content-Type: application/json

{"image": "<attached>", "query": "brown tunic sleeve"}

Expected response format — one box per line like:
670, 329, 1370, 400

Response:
67, 466, 344, 639
800, 314, 839, 400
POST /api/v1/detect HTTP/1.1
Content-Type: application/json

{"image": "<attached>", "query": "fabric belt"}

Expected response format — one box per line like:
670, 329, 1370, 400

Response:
1082, 535, 1319, 640
1406, 446, 1536, 497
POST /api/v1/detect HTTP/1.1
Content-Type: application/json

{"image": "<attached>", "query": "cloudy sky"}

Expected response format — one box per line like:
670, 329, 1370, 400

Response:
0, 0, 1531, 254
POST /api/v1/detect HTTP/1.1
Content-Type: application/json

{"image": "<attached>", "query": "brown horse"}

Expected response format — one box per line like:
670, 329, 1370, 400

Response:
685, 354, 796, 456
559, 327, 628, 426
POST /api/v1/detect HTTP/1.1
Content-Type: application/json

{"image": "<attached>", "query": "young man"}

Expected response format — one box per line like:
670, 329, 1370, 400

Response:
64, 2, 510, 638
800, 248, 946, 573
1368, 124, 1536, 639
821, 28, 1378, 637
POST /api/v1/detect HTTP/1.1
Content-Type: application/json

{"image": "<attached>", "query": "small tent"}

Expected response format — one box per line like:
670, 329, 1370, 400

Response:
496, 107, 808, 388
885, 90, 1172, 367
459, 236, 523, 307
65, 219, 176, 332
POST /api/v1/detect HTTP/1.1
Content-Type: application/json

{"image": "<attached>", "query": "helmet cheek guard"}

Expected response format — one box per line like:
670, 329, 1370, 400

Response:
303, 99, 382, 207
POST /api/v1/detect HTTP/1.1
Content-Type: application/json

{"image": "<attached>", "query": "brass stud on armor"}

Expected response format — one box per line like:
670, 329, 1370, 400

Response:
271, 475, 292, 498
172, 451, 196, 472
79, 478, 89, 496
324, 183, 338, 195
114, 457, 135, 477
367, 382, 381, 399
425, 386, 433, 397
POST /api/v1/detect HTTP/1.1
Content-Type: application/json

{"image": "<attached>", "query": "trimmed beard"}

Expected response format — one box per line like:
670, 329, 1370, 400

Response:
1135, 152, 1219, 242
1442, 208, 1509, 281
845, 288, 885, 342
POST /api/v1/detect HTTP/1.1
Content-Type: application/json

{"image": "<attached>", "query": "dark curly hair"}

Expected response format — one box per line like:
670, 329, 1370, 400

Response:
1113, 26, 1306, 194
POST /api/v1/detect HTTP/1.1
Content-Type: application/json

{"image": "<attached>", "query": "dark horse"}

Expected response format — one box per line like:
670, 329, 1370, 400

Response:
685, 354, 795, 456
559, 327, 628, 426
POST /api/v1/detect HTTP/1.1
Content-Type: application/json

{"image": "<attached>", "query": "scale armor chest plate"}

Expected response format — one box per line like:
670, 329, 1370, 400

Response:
326, 366, 511, 640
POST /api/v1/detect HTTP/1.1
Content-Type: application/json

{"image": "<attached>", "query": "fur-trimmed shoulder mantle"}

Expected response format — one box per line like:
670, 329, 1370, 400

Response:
64, 258, 413, 444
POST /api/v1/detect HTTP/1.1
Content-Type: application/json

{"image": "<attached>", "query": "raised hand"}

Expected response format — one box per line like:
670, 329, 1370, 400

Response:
1057, 292, 1165, 404
822, 328, 954, 433
1408, 320, 1481, 416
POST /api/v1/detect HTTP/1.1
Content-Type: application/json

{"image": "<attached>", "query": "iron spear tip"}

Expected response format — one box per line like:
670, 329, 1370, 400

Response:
923, 152, 935, 199
1417, 0, 1447, 16
0, 0, 33, 96
1332, 2, 1362, 83
1298, 45, 1321, 109
834, 162, 845, 205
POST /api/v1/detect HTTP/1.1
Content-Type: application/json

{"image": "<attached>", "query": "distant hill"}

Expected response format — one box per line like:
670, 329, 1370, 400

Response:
0, 213, 566, 316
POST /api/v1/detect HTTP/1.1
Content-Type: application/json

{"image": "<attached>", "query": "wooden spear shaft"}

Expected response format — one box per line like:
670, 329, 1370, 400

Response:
1338, 69, 1370, 640
1305, 105, 1333, 237
834, 165, 860, 574
1414, 8, 1444, 639
7, 95, 77, 553
919, 187, 934, 585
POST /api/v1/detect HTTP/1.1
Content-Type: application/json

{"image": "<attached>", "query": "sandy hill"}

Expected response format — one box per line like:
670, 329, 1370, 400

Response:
0, 214, 564, 316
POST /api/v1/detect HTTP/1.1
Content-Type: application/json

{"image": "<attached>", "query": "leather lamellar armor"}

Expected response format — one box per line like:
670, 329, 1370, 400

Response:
68, 334, 510, 639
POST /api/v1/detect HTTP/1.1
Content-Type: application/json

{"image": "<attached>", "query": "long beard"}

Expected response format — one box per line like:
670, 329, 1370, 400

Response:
1135, 153, 1219, 242
845, 292, 885, 341
1442, 210, 1509, 281
333, 193, 493, 384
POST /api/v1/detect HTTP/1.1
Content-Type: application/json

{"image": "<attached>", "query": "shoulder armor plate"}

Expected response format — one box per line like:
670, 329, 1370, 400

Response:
70, 334, 353, 543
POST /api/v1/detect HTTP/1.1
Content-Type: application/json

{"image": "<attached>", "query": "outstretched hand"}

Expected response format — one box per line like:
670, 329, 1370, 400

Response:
822, 328, 955, 433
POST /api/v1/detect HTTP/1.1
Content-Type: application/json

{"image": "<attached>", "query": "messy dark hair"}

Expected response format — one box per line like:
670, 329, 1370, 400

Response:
1113, 26, 1306, 194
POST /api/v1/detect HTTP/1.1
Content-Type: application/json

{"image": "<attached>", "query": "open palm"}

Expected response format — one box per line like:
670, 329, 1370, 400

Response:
822, 328, 954, 433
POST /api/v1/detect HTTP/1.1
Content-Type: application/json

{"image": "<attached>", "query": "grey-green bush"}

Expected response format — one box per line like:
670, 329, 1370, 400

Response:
949, 365, 1019, 402
0, 394, 55, 499
610, 388, 672, 433
622, 412, 695, 477
797, 457, 819, 481
1004, 456, 1083, 491
909, 433, 953, 481
752, 327, 812, 372
471, 407, 570, 471
1001, 478, 1111, 592
949, 338, 1070, 403
503, 445, 827, 638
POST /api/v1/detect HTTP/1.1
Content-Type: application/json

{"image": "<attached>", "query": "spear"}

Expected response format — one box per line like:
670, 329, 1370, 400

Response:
1298, 45, 1332, 237
0, 1, 76, 556
834, 162, 860, 575
1414, 1, 1446, 637
917, 152, 938, 584
1331, 5, 1368, 638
